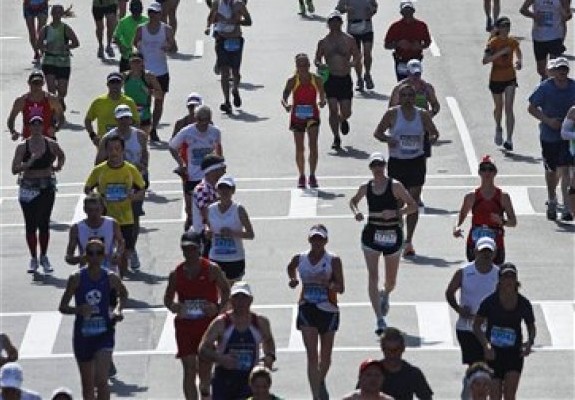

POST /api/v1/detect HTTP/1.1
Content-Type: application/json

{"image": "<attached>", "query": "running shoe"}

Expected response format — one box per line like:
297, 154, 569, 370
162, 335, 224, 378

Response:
232, 89, 242, 107
106, 45, 115, 58
108, 361, 117, 378
149, 128, 160, 142
375, 317, 387, 336
486, 17, 493, 32
403, 242, 416, 257
299, 1, 306, 15
561, 211, 573, 222
306, 0, 315, 13
503, 140, 513, 151
546, 200, 557, 221
40, 255, 54, 274
319, 380, 329, 400
308, 175, 318, 188
97, 47, 104, 59
27, 258, 39, 274
331, 137, 341, 151
130, 251, 141, 272
298, 175, 306, 189
364, 73, 374, 89
379, 290, 390, 317
220, 102, 232, 114
340, 119, 350, 135
355, 77, 364, 92
494, 127, 503, 146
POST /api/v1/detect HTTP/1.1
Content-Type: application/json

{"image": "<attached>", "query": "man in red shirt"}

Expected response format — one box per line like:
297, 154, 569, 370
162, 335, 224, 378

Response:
384, 1, 431, 81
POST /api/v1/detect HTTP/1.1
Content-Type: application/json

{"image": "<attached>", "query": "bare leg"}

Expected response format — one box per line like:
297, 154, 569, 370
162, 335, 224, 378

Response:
293, 131, 305, 176
307, 125, 319, 176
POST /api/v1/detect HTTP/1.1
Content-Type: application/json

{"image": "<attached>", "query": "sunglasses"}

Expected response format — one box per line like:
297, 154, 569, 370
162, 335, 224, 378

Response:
370, 161, 386, 167
86, 249, 104, 256
30, 80, 44, 85
196, 117, 210, 123
479, 166, 496, 172
29, 120, 43, 126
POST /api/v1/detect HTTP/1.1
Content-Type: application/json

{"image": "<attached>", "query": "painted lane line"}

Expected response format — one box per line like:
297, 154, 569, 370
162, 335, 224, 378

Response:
501, 186, 536, 215
288, 305, 305, 351
70, 194, 86, 224
19, 312, 62, 357
415, 303, 454, 348
0, 36, 22, 40
194, 40, 204, 57
541, 303, 574, 349
156, 312, 176, 351
288, 189, 318, 218
447, 97, 477, 174
429, 36, 441, 57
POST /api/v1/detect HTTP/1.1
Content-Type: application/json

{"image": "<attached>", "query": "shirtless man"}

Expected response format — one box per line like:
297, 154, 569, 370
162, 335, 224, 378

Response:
314, 10, 360, 151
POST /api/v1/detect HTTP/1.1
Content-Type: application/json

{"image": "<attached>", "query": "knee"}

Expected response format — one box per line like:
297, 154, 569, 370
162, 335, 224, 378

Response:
385, 280, 396, 292
305, 350, 319, 366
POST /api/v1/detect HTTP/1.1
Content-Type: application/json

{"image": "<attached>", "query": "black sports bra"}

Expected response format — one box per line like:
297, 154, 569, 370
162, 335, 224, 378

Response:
23, 138, 55, 170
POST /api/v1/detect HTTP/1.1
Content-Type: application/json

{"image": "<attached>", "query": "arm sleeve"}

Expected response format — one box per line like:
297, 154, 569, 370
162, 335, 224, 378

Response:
413, 367, 434, 399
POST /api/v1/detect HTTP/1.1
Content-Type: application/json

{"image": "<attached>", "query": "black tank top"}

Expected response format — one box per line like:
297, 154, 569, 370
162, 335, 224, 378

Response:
23, 138, 55, 169
366, 179, 399, 224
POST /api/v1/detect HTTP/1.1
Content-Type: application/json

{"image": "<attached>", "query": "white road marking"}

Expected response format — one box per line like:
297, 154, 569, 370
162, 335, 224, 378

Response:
429, 36, 441, 57
288, 189, 318, 218
156, 311, 176, 352
0, 36, 22, 40
194, 40, 204, 57
541, 302, 574, 349
70, 193, 86, 224
501, 186, 536, 215
447, 96, 478, 173
288, 305, 305, 351
181, 197, 187, 222
19, 312, 62, 357
415, 303, 454, 348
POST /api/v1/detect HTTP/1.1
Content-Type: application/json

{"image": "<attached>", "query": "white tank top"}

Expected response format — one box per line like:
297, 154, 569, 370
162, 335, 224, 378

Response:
107, 127, 143, 167
208, 202, 245, 262
455, 262, 499, 331
389, 107, 425, 159
297, 251, 338, 312
169, 124, 221, 181
140, 23, 169, 76
77, 217, 116, 271
532, 0, 564, 41
214, 0, 238, 33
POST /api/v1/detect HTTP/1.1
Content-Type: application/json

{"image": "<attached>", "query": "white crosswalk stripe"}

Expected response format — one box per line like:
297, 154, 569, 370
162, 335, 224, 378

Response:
2, 301, 572, 360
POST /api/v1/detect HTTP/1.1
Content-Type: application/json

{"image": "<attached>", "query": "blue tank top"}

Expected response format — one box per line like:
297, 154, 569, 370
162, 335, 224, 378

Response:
217, 313, 262, 373
74, 268, 112, 338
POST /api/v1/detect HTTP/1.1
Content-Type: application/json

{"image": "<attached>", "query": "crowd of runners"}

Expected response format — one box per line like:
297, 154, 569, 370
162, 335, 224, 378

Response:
2, 0, 574, 399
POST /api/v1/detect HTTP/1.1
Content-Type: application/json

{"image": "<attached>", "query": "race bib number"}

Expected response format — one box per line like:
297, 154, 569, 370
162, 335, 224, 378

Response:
213, 234, 237, 256
183, 299, 206, 320
303, 283, 329, 304
399, 135, 420, 151
536, 11, 553, 27
223, 38, 241, 52
18, 187, 40, 203
490, 326, 516, 347
105, 184, 128, 202
396, 63, 408, 75
295, 105, 314, 119
81, 316, 107, 337
471, 226, 496, 243
230, 348, 254, 371
374, 229, 397, 247
348, 20, 367, 34
191, 147, 212, 166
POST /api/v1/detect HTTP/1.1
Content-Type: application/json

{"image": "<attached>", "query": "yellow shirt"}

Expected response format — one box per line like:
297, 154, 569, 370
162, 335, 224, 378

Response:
85, 93, 140, 137
85, 161, 145, 225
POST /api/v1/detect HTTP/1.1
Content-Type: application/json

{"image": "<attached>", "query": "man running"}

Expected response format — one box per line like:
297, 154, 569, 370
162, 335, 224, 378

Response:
114, 0, 148, 72
92, 0, 118, 59
314, 10, 360, 150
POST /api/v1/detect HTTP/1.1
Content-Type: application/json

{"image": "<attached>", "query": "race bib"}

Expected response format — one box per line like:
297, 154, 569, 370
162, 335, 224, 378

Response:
399, 135, 420, 151
230, 348, 254, 371
303, 283, 329, 304
536, 11, 553, 27
490, 326, 516, 347
191, 147, 212, 166
471, 226, 496, 243
223, 38, 241, 52
374, 229, 397, 247
348, 20, 367, 34
18, 187, 40, 203
81, 316, 107, 337
396, 63, 408, 75
213, 234, 237, 256
183, 299, 206, 320
295, 105, 314, 119
105, 184, 128, 202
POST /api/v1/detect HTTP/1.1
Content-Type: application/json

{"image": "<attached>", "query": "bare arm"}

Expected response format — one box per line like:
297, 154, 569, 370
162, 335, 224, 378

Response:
199, 318, 225, 363
392, 181, 418, 217
236, 205, 254, 240
373, 109, 395, 142
11, 143, 29, 175
163, 271, 181, 314
314, 40, 324, 66
0, 334, 18, 365
426, 84, 440, 116
64, 224, 82, 265
349, 35, 361, 69
420, 110, 439, 143
66, 26, 80, 50
211, 264, 231, 308
7, 96, 25, 139
281, 77, 295, 110
110, 274, 128, 318
520, 0, 535, 18
500, 192, 517, 228
445, 269, 464, 314
330, 256, 345, 294
50, 141, 65, 171
257, 315, 276, 369
112, 220, 126, 261
137, 130, 149, 171
454, 192, 475, 237
349, 183, 368, 221
95, 136, 108, 165
286, 254, 300, 287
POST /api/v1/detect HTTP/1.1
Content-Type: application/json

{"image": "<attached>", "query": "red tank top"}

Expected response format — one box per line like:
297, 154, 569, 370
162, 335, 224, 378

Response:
471, 188, 503, 227
291, 74, 319, 122
175, 258, 218, 303
22, 94, 53, 139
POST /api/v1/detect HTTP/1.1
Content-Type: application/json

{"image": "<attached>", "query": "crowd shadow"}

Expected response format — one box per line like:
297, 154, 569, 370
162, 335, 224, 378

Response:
31, 273, 68, 289
238, 82, 264, 91
144, 192, 178, 205
401, 254, 461, 268
168, 52, 197, 61
554, 221, 575, 233
124, 269, 167, 285
330, 145, 370, 160
227, 110, 269, 123
359, 91, 390, 101
421, 206, 454, 216
432, 138, 452, 148
124, 297, 164, 309
316, 190, 345, 201
148, 141, 170, 150
62, 121, 85, 132
101, 58, 119, 67
50, 221, 72, 231
300, 14, 328, 23
500, 150, 541, 165
110, 378, 148, 397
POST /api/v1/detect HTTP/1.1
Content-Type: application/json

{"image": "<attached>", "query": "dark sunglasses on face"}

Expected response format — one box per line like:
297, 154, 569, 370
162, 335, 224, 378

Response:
29, 120, 43, 126
479, 166, 496, 172
86, 249, 104, 256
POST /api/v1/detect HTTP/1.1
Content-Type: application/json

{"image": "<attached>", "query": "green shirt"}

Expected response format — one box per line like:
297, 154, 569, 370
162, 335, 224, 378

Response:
114, 15, 149, 59
42, 23, 70, 68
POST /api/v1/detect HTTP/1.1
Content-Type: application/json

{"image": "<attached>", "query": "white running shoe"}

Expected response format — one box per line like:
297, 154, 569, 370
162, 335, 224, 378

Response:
40, 255, 54, 274
27, 258, 39, 274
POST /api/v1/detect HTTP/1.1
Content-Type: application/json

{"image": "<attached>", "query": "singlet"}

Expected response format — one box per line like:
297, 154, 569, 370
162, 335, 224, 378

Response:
291, 73, 320, 122
42, 23, 71, 68
297, 251, 338, 312
366, 179, 399, 225
169, 124, 221, 181
192, 180, 218, 233
486, 36, 519, 82
174, 258, 218, 321
216, 312, 262, 372
123, 73, 151, 121
105, 127, 144, 167
22, 138, 55, 169
22, 94, 53, 139
140, 23, 169, 76
455, 262, 499, 331
77, 217, 116, 269
471, 188, 503, 228
532, 0, 564, 41
208, 202, 245, 262
214, 0, 240, 35
389, 107, 425, 159
73, 268, 112, 338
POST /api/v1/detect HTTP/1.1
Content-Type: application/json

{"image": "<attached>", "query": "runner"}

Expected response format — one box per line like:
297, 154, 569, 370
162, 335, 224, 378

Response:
349, 152, 417, 334
160, 0, 181, 51
84, 133, 146, 277
286, 224, 344, 400
527, 56, 575, 221
58, 238, 128, 400
314, 10, 360, 150
7, 70, 64, 140
445, 237, 499, 399
163, 231, 230, 400
281, 53, 326, 188
92, 0, 118, 59
383, 1, 431, 81
373, 83, 440, 257
560, 104, 575, 221
84, 71, 140, 145
134, 1, 176, 142
208, 175, 255, 285
22, 0, 48, 63
114, 0, 148, 72
11, 115, 65, 275
0, 362, 41, 400
0, 334, 18, 368
343, 359, 394, 400
198, 281, 276, 400
207, 0, 252, 114
453, 156, 517, 265
483, 0, 500, 31
37, 4, 80, 115
464, 362, 494, 400
483, 17, 522, 151
336, 0, 378, 91
121, 51, 164, 136
473, 263, 537, 400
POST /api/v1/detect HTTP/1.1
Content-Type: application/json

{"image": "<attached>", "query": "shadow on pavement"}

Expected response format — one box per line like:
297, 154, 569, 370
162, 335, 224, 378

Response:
168, 52, 197, 61
554, 221, 575, 233
124, 269, 167, 285
238, 82, 264, 91
404, 332, 424, 348
101, 58, 119, 66
300, 14, 328, 23
31, 272, 68, 289
500, 150, 541, 165
148, 141, 170, 150
358, 91, 389, 101
433, 139, 452, 148
50, 221, 72, 231
421, 206, 454, 216
144, 192, 179, 204
227, 110, 269, 123
316, 190, 345, 200
401, 254, 461, 268
62, 121, 85, 131
110, 378, 148, 397
124, 297, 164, 309
330, 145, 370, 160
